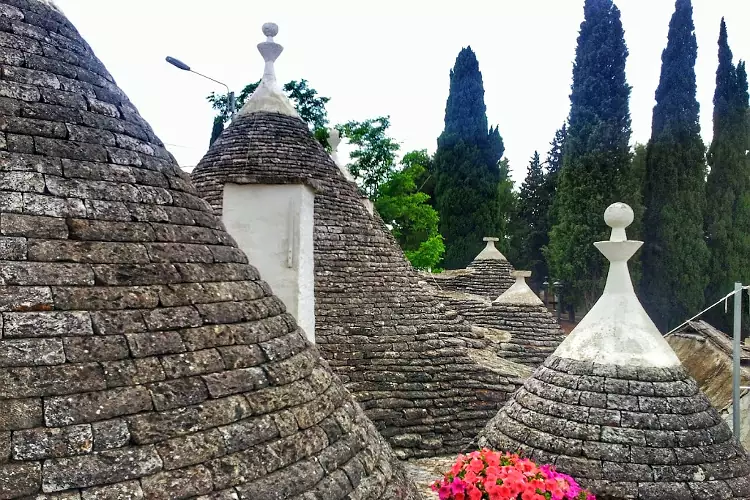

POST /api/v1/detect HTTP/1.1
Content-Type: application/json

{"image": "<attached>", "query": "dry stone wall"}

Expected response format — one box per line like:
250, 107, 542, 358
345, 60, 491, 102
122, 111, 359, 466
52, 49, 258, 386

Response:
192, 112, 522, 458
0, 1, 419, 498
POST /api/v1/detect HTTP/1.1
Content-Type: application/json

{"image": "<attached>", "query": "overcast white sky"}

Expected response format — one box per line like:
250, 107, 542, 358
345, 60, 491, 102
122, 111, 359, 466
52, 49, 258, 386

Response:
54, 0, 749, 185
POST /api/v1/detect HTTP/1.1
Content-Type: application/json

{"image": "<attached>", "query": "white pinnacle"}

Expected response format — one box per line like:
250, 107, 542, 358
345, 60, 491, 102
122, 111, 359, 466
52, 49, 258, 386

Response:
553, 202, 681, 367
474, 237, 508, 261
495, 270, 543, 306
239, 22, 299, 118
328, 128, 356, 183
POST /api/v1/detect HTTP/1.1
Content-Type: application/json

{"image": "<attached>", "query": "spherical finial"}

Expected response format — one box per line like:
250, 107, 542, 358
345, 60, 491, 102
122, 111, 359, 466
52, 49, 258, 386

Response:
604, 202, 634, 229
262, 22, 278, 38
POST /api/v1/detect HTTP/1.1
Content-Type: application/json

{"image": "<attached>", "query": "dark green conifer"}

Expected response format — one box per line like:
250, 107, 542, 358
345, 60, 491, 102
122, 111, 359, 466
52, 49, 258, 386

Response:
516, 152, 549, 284
547, 0, 632, 308
705, 19, 750, 333
640, 0, 709, 332
433, 47, 504, 269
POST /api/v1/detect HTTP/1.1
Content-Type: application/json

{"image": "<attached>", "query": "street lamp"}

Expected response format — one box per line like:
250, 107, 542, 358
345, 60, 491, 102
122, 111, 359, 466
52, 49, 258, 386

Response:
542, 277, 549, 305
553, 280, 563, 322
165, 56, 236, 118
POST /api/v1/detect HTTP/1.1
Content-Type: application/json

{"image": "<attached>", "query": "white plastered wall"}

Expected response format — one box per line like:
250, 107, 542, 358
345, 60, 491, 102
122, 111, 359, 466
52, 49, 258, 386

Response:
222, 183, 315, 343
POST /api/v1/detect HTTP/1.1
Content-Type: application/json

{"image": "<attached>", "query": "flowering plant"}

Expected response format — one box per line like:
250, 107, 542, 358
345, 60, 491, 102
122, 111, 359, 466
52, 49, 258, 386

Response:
431, 449, 595, 500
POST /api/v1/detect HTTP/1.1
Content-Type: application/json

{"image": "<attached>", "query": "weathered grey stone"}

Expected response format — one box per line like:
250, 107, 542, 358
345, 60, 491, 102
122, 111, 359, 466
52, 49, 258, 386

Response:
89, 310, 145, 335
63, 335, 129, 362
139, 465, 213, 500
127, 395, 250, 445
0, 261, 94, 286
0, 462, 41, 498
154, 428, 226, 470
0, 398, 43, 430
0, 213, 69, 239
0, 235, 27, 259
42, 446, 162, 492
148, 376, 209, 411
100, 358, 165, 388
91, 419, 129, 451
8, 133, 35, 153
203, 367, 269, 398
81, 480, 144, 500
160, 349, 224, 379
45, 386, 152, 426
12, 424, 92, 460
4, 311, 92, 338
0, 338, 64, 367
22, 193, 85, 218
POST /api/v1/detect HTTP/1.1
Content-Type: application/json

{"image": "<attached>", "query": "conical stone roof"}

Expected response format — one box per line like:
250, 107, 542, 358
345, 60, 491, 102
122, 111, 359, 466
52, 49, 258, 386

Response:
477, 203, 750, 499
191, 26, 520, 458
464, 237, 515, 299
423, 238, 516, 299
0, 2, 418, 498
429, 271, 564, 368
473, 271, 565, 366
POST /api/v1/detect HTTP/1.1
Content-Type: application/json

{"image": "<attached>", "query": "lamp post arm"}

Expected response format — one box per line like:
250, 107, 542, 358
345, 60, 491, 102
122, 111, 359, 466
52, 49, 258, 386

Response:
188, 70, 235, 117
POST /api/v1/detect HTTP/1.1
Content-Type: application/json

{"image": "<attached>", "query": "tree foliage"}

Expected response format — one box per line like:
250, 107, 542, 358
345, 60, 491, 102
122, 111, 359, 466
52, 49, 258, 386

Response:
516, 152, 549, 285
704, 19, 750, 333
496, 158, 518, 260
640, 0, 709, 332
433, 47, 505, 269
376, 150, 445, 270
338, 116, 401, 200
207, 79, 331, 146
547, 0, 632, 309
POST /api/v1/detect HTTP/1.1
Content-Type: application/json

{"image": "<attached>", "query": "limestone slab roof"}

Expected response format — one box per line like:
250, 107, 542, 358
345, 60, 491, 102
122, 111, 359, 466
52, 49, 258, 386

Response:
432, 278, 565, 368
190, 26, 525, 459
477, 204, 750, 499
0, 2, 419, 498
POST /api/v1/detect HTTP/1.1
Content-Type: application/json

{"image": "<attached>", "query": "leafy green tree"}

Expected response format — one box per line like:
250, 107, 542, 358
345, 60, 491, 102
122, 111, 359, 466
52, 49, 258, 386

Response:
704, 19, 750, 333
547, 0, 632, 309
207, 79, 331, 146
376, 151, 445, 270
433, 46, 504, 269
640, 0, 709, 332
516, 152, 549, 284
338, 116, 401, 199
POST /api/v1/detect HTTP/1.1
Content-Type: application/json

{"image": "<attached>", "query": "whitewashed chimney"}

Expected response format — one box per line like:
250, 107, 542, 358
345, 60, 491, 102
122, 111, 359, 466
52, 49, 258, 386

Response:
221, 23, 315, 342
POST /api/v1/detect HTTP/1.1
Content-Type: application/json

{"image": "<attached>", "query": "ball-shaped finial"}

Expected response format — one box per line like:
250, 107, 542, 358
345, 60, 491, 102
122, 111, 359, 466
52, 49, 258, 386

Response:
604, 202, 634, 229
262, 22, 279, 38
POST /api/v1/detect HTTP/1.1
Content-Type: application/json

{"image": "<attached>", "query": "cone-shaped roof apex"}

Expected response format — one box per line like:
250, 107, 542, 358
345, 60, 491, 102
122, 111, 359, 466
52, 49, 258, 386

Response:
554, 202, 681, 367
238, 22, 299, 118
474, 236, 508, 261
494, 270, 543, 305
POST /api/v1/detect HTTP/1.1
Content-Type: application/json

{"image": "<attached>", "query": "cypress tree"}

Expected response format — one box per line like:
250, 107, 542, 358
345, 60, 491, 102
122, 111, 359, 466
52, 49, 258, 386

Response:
640, 0, 709, 332
547, 0, 632, 309
705, 19, 750, 333
516, 152, 549, 284
434, 47, 504, 269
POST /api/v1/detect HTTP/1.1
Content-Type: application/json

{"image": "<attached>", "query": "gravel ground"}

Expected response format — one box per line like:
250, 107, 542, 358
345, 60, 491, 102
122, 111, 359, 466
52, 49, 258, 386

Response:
404, 456, 457, 499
